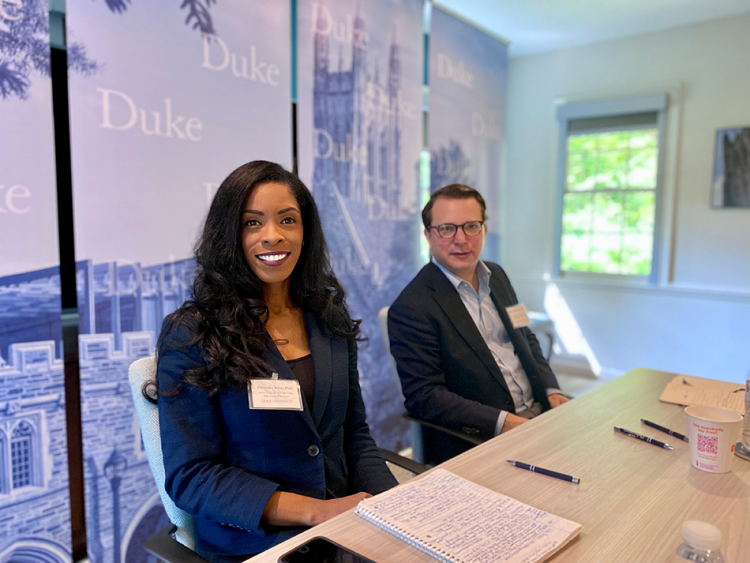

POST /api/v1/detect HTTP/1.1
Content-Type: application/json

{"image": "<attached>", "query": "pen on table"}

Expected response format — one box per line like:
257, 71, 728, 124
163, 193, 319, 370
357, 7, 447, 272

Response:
641, 419, 689, 443
614, 426, 674, 450
506, 460, 580, 484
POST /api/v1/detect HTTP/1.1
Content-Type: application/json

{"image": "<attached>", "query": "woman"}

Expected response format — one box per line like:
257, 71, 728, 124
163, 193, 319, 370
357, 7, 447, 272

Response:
155, 161, 397, 561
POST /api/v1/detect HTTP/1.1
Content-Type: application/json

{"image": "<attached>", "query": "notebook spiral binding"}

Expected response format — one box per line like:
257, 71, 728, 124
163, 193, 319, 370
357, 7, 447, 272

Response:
355, 505, 460, 563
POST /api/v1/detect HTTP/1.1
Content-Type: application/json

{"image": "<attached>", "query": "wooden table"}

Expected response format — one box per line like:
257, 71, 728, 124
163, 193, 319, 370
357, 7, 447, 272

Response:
247, 368, 750, 563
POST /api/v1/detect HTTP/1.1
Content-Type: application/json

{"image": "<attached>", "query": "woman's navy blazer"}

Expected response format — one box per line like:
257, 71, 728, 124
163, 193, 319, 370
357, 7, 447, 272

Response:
157, 312, 397, 559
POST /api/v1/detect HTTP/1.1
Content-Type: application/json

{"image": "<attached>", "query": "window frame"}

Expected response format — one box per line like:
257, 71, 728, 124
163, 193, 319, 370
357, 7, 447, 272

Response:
11, 420, 35, 490
554, 94, 668, 283
0, 413, 46, 497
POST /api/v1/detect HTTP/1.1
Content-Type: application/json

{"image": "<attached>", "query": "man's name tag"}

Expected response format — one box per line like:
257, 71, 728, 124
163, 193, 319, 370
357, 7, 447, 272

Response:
506, 304, 531, 329
248, 379, 303, 411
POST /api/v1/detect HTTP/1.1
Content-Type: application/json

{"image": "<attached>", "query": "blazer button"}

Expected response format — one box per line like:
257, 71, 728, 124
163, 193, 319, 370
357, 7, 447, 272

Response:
307, 445, 320, 457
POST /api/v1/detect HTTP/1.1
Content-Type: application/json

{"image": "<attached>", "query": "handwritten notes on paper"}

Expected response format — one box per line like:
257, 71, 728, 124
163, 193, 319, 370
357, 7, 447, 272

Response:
355, 469, 581, 563
659, 375, 745, 414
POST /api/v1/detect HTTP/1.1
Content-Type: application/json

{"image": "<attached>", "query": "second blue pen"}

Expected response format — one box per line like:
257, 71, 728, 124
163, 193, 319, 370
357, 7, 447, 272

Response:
507, 460, 581, 484
614, 426, 675, 450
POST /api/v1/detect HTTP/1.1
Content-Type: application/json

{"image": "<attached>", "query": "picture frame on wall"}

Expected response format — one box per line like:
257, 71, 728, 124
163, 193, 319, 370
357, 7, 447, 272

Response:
712, 126, 750, 208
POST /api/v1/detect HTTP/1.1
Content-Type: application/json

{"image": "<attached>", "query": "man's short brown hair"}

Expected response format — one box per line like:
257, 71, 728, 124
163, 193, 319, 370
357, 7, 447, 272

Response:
421, 184, 487, 228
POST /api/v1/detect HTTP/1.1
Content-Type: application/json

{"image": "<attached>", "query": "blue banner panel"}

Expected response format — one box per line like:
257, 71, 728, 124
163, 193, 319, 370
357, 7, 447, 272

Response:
66, 1, 291, 561
0, 1, 72, 561
297, 0, 424, 450
428, 6, 507, 261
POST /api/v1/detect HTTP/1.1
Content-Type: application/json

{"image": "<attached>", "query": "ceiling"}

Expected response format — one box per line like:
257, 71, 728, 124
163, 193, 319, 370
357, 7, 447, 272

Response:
437, 0, 750, 57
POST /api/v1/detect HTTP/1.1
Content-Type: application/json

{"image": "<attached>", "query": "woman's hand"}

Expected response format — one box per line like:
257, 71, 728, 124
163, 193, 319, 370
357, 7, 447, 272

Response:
308, 492, 372, 526
262, 491, 372, 527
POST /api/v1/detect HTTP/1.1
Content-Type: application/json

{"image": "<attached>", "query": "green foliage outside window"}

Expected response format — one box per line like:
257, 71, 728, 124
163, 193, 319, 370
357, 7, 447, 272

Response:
561, 129, 658, 275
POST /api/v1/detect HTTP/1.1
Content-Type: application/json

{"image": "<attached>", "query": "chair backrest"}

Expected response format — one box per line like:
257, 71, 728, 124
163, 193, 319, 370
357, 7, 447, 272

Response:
377, 306, 397, 368
128, 356, 197, 549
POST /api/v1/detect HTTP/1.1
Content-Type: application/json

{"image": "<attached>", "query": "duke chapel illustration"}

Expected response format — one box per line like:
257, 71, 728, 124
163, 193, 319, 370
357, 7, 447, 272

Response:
312, 10, 404, 226
309, 9, 419, 451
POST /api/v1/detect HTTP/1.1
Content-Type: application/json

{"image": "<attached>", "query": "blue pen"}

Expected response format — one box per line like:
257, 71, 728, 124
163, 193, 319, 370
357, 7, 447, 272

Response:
614, 426, 674, 450
507, 460, 580, 484
641, 419, 689, 443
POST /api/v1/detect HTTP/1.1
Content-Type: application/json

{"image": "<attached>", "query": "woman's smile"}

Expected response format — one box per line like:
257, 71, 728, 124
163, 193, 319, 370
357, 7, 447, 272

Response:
256, 251, 291, 266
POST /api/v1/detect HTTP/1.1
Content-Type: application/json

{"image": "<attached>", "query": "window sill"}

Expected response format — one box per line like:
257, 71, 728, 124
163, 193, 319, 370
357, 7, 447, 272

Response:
0, 485, 50, 507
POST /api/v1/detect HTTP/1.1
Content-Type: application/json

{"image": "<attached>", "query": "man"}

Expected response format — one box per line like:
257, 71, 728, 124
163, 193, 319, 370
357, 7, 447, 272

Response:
388, 184, 568, 465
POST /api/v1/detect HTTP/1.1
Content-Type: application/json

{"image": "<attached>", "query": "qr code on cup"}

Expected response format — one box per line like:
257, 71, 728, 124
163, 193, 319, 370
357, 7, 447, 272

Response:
697, 434, 718, 454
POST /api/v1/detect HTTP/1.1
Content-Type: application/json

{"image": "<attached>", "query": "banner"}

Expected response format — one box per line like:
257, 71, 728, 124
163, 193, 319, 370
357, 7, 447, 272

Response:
428, 6, 507, 260
66, 1, 291, 560
297, 0, 424, 450
0, 0, 72, 561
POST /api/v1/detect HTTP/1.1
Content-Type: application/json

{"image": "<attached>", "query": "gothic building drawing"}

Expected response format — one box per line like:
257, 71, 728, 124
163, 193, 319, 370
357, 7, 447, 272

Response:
0, 259, 196, 563
310, 10, 419, 450
312, 11, 404, 231
430, 140, 473, 193
0, 268, 70, 563
75, 258, 196, 563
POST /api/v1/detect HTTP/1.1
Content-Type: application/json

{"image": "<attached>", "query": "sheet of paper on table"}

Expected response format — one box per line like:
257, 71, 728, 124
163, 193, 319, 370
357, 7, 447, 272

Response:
659, 375, 745, 414
355, 468, 581, 563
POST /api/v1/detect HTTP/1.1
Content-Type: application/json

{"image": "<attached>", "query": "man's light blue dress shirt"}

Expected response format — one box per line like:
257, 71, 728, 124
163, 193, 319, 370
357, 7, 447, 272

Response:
433, 260, 559, 435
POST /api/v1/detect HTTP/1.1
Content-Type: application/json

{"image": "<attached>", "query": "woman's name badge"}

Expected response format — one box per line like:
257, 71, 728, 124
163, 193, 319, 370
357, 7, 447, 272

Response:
248, 378, 303, 411
506, 304, 531, 328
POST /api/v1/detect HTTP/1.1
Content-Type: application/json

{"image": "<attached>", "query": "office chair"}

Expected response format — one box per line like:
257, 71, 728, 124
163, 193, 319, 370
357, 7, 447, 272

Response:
377, 307, 482, 466
129, 355, 426, 562
128, 356, 209, 563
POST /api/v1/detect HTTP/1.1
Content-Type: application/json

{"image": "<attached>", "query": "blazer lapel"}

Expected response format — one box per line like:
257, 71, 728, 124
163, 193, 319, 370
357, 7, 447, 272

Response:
488, 275, 534, 362
492, 295, 533, 359
488, 273, 548, 402
426, 265, 511, 395
263, 340, 318, 435
305, 313, 332, 428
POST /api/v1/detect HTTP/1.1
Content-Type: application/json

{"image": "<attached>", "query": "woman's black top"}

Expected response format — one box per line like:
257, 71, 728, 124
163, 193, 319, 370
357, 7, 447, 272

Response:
286, 353, 315, 409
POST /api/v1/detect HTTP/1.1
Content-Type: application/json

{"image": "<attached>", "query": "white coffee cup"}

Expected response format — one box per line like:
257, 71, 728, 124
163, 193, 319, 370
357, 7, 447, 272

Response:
685, 406, 743, 473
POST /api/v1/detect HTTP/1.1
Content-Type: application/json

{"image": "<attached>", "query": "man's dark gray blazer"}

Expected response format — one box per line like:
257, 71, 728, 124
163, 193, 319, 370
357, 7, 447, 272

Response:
388, 261, 560, 464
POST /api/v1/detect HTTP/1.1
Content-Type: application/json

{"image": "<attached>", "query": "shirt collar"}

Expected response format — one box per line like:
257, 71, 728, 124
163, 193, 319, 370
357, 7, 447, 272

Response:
432, 259, 491, 291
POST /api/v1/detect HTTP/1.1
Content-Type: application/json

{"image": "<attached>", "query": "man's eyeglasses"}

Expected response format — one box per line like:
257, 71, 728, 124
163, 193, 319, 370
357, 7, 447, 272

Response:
427, 221, 484, 239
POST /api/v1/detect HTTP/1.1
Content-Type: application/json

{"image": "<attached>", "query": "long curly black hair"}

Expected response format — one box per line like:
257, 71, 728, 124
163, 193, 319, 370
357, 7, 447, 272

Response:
153, 160, 360, 397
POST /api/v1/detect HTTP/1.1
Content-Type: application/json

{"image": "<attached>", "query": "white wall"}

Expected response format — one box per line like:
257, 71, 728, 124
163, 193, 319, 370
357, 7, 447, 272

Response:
503, 14, 750, 383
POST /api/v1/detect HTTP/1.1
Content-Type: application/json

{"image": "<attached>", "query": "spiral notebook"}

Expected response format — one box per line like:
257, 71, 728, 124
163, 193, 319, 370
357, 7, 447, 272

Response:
355, 469, 581, 563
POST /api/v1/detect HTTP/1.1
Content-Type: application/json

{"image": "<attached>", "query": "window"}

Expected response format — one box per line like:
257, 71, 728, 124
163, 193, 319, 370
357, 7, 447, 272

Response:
11, 421, 34, 490
556, 95, 667, 281
0, 415, 45, 496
